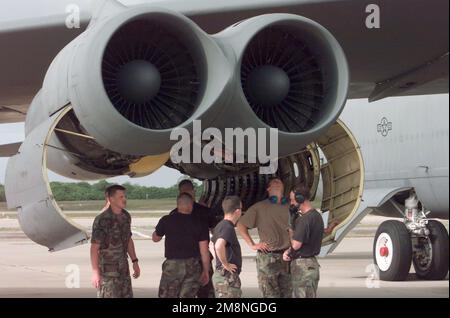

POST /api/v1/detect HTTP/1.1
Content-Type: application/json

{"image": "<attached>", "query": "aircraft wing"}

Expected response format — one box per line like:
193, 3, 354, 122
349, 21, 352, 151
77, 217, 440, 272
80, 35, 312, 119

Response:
0, 0, 448, 122
0, 105, 28, 124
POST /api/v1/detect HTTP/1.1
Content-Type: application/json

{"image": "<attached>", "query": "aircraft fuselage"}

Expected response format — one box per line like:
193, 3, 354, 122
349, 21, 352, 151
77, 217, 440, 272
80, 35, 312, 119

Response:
341, 94, 449, 219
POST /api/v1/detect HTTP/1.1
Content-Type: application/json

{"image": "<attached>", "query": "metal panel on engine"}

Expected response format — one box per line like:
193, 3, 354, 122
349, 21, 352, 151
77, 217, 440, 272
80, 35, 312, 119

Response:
5, 107, 89, 252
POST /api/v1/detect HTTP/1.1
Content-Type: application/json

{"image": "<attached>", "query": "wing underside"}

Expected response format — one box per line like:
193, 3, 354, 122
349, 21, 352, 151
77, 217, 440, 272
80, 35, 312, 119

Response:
0, 0, 448, 122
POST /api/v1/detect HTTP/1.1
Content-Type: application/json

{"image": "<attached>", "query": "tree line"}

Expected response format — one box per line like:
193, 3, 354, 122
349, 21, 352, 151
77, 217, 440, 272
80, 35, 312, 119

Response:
0, 184, 5, 202
0, 180, 202, 202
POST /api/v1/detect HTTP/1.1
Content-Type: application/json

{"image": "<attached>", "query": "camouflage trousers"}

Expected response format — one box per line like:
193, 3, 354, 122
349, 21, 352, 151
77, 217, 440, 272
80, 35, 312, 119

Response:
159, 258, 202, 298
256, 252, 292, 298
197, 262, 215, 298
291, 257, 320, 298
212, 268, 242, 298
98, 263, 133, 298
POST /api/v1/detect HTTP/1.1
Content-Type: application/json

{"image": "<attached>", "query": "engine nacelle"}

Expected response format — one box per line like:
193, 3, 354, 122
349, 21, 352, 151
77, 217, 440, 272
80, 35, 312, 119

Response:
26, 3, 233, 157
25, 7, 348, 180
212, 14, 349, 158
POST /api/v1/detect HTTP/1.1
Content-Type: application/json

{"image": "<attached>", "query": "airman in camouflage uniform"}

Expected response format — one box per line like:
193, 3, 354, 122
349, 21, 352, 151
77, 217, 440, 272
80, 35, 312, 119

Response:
237, 178, 292, 298
212, 196, 243, 298
176, 180, 218, 298
91, 208, 133, 298
284, 184, 324, 298
153, 193, 211, 298
91, 185, 140, 298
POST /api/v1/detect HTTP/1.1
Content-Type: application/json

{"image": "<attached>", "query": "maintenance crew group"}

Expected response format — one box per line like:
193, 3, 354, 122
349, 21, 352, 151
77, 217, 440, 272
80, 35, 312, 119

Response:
90, 178, 324, 298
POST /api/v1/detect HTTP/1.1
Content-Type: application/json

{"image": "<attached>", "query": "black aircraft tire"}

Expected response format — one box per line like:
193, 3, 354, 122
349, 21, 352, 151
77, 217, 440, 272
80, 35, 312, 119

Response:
413, 220, 449, 280
373, 220, 412, 281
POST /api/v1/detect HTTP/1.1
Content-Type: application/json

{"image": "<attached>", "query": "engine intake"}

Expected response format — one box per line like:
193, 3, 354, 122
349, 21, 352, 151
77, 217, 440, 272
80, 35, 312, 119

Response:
213, 14, 349, 157
102, 17, 202, 130
64, 7, 231, 156
241, 26, 326, 133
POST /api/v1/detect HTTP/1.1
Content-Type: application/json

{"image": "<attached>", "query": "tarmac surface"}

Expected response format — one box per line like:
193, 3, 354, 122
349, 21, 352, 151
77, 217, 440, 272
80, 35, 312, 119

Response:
0, 214, 448, 298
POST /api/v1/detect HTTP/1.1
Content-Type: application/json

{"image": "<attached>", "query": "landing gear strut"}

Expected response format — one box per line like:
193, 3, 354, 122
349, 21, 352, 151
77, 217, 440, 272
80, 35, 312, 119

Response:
373, 193, 449, 281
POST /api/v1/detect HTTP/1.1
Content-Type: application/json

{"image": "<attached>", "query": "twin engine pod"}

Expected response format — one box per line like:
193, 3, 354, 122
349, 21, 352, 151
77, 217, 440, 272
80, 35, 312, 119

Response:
23, 3, 349, 180
6, 1, 351, 251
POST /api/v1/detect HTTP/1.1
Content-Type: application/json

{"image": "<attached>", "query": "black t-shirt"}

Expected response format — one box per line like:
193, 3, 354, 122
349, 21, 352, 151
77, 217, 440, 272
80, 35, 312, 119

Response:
212, 220, 242, 274
293, 209, 324, 258
169, 202, 217, 231
194, 202, 219, 229
155, 212, 210, 260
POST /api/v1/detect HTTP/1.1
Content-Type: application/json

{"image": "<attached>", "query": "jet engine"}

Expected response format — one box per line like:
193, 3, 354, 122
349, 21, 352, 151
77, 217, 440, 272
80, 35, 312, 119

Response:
6, 1, 360, 253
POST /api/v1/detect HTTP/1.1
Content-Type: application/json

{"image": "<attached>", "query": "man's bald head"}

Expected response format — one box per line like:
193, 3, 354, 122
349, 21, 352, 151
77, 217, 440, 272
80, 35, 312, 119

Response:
177, 193, 194, 214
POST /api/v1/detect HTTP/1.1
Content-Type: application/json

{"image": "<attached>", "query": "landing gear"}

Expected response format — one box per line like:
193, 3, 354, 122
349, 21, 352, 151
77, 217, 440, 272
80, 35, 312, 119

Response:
373, 193, 449, 281
412, 220, 449, 280
374, 220, 412, 281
